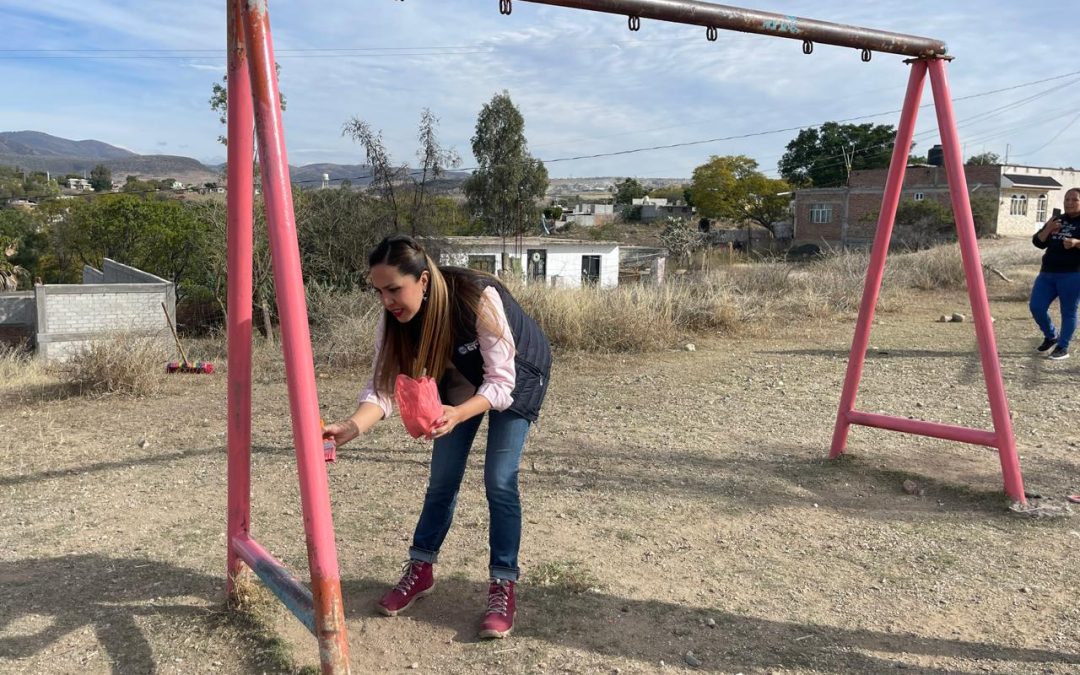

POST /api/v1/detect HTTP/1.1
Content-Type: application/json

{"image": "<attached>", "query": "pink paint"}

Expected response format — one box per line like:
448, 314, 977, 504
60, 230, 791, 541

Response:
829, 58, 1025, 504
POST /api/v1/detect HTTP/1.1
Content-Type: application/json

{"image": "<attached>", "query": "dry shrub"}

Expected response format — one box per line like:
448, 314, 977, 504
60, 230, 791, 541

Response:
0, 341, 48, 391
890, 245, 966, 291
307, 284, 380, 371
61, 332, 168, 397
512, 282, 677, 352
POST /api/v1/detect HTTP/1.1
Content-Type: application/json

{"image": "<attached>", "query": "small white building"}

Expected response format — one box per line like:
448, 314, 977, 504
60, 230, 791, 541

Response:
433, 236, 620, 289
563, 203, 615, 228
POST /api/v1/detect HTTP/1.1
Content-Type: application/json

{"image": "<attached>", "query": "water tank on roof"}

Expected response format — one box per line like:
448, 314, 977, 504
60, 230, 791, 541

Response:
927, 145, 944, 167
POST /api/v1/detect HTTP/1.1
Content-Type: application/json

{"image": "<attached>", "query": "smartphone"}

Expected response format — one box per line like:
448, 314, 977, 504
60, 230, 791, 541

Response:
1053, 207, 1063, 220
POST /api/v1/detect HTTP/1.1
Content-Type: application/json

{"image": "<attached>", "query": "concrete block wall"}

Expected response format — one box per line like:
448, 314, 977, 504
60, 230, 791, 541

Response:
82, 265, 105, 284
36, 283, 173, 361
33, 259, 175, 361
0, 291, 36, 345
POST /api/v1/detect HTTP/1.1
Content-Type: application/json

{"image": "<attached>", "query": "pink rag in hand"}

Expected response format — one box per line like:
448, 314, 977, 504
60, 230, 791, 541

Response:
394, 373, 443, 439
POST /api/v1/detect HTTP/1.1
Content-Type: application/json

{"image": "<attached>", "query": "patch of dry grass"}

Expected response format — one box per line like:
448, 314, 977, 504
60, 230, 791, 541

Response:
59, 332, 169, 397
0, 341, 49, 391
307, 285, 380, 371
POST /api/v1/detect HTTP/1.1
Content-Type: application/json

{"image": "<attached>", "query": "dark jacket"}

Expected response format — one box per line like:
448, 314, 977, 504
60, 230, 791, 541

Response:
1033, 212, 1080, 273
441, 270, 552, 422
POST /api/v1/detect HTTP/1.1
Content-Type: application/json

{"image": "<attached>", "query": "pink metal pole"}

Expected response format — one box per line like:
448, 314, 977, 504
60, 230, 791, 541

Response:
926, 58, 1025, 503
225, 0, 255, 599
241, 1, 350, 671
847, 411, 996, 447
829, 60, 927, 458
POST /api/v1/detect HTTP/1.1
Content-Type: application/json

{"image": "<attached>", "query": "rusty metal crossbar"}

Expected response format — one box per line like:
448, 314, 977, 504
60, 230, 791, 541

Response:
516, 0, 947, 57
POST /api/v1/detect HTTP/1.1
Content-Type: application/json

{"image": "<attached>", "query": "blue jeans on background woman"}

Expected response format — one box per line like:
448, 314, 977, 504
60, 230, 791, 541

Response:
1029, 272, 1080, 352
408, 409, 530, 581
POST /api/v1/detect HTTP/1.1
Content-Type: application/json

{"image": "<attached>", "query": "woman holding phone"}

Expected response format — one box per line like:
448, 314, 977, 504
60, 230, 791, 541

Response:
1030, 187, 1080, 360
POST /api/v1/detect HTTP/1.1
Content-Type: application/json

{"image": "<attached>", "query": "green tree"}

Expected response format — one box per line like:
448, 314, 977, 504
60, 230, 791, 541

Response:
293, 186, 395, 288
46, 193, 211, 300
209, 64, 286, 147
89, 164, 112, 192
966, 151, 1000, 166
613, 177, 647, 205
779, 122, 899, 187
463, 92, 548, 240
0, 234, 29, 291
689, 155, 790, 235
647, 185, 690, 204
0, 208, 45, 284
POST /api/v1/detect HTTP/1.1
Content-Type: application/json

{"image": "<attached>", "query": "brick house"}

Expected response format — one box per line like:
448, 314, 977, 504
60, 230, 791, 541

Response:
792, 161, 1080, 248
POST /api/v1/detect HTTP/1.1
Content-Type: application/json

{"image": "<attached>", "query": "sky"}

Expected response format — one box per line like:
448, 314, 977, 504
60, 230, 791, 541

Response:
0, 0, 1077, 181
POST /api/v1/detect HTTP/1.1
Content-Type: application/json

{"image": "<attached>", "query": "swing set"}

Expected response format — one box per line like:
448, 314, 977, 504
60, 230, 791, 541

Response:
222, 1, 1026, 672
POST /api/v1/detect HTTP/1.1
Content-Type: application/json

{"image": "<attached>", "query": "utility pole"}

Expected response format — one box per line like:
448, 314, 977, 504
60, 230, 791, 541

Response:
841, 142, 855, 184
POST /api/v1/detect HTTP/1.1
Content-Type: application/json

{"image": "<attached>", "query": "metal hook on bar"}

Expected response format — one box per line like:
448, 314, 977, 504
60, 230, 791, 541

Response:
706, 26, 718, 42
802, 39, 813, 54
628, 15, 640, 31
861, 48, 872, 62
499, 0, 512, 16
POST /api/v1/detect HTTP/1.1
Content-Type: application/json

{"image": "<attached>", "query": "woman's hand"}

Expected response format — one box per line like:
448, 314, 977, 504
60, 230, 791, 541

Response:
1065, 237, 1080, 250
323, 419, 360, 447
429, 405, 466, 439
1037, 217, 1062, 243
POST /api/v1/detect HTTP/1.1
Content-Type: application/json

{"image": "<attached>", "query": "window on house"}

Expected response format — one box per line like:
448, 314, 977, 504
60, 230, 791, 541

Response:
467, 255, 496, 273
1036, 194, 1048, 221
581, 255, 601, 285
913, 192, 925, 201
1009, 194, 1028, 216
809, 203, 832, 224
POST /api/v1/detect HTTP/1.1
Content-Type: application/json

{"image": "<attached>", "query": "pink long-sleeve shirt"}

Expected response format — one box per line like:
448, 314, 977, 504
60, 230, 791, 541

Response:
358, 286, 516, 418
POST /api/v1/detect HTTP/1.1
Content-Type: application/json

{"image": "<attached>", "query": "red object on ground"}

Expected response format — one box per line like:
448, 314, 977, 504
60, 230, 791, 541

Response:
394, 373, 443, 439
166, 361, 214, 374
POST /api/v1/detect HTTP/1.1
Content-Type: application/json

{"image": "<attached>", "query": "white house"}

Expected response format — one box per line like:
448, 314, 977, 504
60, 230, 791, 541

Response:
630, 196, 696, 223
563, 203, 615, 228
432, 236, 620, 289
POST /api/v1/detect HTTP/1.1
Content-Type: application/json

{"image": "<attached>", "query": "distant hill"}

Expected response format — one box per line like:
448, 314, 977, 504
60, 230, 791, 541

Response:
1, 132, 683, 195
0, 131, 137, 160
0, 131, 470, 190
0, 131, 219, 186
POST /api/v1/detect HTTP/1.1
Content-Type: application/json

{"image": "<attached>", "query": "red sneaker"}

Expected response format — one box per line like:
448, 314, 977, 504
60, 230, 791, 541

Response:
376, 560, 434, 617
478, 579, 516, 639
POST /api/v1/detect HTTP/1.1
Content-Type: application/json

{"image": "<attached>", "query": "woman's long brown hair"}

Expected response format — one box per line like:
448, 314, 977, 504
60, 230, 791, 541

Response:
368, 235, 503, 395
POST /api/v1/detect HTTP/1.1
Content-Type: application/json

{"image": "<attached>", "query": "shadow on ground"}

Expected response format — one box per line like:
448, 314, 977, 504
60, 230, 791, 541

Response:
341, 575, 1078, 674
0, 554, 288, 674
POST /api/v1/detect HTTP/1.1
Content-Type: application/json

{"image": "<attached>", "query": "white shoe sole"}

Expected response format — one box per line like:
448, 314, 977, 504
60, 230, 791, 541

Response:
376, 584, 435, 617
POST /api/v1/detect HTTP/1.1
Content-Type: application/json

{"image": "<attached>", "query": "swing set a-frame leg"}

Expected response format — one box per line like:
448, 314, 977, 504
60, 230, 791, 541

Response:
829, 57, 1026, 505
224, 1, 351, 673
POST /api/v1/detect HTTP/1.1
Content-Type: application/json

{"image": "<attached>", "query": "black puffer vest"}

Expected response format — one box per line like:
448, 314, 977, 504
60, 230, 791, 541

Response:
440, 271, 552, 422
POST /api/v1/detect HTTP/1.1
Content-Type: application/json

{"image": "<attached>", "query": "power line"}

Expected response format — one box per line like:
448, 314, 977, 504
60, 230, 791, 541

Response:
7, 71, 1080, 201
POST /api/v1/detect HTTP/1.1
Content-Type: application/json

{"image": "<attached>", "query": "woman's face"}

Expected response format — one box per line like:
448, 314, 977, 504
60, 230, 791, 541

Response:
1065, 191, 1080, 217
370, 264, 428, 323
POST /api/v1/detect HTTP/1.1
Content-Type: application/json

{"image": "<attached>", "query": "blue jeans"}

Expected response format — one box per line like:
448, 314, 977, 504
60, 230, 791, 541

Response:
408, 409, 531, 581
1030, 272, 1080, 350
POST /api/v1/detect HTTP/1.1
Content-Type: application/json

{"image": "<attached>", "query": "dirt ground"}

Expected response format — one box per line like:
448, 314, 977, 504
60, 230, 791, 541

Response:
4, 249, 1080, 674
